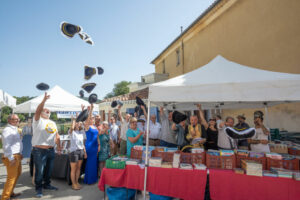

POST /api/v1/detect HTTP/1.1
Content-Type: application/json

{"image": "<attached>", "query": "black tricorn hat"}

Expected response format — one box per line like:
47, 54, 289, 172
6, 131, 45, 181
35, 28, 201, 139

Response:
60, 22, 82, 38
111, 100, 123, 108
84, 66, 97, 80
76, 109, 89, 122
172, 111, 187, 124
82, 83, 96, 93
136, 96, 145, 106
79, 90, 84, 98
36, 83, 50, 91
97, 67, 104, 75
88, 93, 98, 104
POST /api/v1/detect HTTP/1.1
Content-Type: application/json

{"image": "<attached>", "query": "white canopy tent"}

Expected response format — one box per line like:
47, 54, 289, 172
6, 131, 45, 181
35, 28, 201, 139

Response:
0, 89, 17, 109
148, 55, 300, 110
142, 55, 300, 199
13, 85, 99, 114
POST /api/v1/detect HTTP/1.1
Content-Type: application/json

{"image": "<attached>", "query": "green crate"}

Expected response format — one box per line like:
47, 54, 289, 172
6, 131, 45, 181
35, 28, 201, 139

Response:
105, 156, 126, 169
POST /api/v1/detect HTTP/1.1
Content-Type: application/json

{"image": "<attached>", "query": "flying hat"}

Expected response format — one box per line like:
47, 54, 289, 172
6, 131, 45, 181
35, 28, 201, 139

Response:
111, 100, 123, 108
88, 93, 98, 104
97, 67, 104, 75
79, 90, 84, 98
84, 66, 97, 80
225, 127, 256, 139
60, 22, 82, 38
36, 83, 50, 91
172, 111, 187, 124
76, 109, 89, 122
85, 38, 94, 46
136, 96, 145, 106
82, 83, 96, 93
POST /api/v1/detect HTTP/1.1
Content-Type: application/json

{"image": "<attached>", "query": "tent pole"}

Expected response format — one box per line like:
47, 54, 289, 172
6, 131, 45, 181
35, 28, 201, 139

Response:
143, 100, 151, 199
264, 103, 271, 140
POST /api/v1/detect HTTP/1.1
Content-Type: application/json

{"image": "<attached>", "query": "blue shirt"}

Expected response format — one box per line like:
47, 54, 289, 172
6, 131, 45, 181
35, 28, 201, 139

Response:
126, 128, 143, 157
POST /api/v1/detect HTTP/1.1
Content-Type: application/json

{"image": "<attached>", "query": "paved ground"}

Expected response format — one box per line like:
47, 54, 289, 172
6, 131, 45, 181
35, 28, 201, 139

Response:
0, 149, 147, 200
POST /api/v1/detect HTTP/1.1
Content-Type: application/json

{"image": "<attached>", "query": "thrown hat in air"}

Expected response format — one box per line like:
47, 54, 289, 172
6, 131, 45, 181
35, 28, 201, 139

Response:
36, 83, 50, 91
88, 93, 98, 104
79, 90, 84, 98
111, 100, 123, 108
172, 111, 187, 124
136, 96, 145, 106
84, 66, 97, 80
97, 67, 104, 75
82, 83, 96, 93
76, 109, 89, 122
60, 22, 82, 38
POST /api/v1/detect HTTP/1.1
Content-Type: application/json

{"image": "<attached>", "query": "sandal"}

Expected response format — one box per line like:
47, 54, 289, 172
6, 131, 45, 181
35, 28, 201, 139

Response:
71, 185, 80, 190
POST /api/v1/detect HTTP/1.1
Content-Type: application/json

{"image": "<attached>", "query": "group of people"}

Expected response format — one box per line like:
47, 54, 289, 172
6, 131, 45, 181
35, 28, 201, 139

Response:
1, 92, 270, 200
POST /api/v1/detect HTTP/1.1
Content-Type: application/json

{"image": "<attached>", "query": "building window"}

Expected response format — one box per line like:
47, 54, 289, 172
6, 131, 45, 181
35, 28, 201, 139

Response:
162, 60, 166, 74
176, 49, 180, 66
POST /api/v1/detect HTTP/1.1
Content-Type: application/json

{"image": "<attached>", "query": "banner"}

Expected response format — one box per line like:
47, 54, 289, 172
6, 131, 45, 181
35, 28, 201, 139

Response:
56, 111, 99, 119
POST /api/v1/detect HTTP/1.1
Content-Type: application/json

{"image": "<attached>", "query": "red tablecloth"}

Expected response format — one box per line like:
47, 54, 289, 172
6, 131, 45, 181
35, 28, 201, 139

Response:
98, 165, 207, 200
209, 169, 300, 200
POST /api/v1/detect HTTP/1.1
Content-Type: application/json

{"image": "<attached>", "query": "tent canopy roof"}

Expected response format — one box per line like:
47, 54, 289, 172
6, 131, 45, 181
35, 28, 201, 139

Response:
149, 55, 300, 110
0, 89, 16, 109
14, 85, 99, 113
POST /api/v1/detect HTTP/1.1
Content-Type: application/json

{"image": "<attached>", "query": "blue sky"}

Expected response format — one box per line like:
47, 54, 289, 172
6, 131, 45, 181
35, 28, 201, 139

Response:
0, 0, 214, 99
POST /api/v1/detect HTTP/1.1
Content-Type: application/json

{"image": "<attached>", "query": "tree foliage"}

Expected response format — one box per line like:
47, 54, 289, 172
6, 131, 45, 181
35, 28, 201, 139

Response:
104, 81, 131, 99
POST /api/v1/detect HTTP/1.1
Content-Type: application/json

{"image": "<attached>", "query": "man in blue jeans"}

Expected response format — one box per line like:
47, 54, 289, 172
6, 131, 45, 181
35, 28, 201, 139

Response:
32, 93, 61, 198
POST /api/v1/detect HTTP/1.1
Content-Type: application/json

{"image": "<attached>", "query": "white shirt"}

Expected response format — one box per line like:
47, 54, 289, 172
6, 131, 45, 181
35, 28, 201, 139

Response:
32, 117, 58, 146
120, 120, 129, 141
149, 121, 161, 139
2, 124, 23, 161
69, 130, 86, 152
109, 123, 119, 142
251, 127, 270, 153
217, 125, 235, 149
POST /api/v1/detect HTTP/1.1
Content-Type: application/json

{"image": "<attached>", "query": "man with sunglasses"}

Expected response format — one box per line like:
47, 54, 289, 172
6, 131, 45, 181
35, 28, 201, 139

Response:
32, 93, 61, 198
1, 114, 23, 200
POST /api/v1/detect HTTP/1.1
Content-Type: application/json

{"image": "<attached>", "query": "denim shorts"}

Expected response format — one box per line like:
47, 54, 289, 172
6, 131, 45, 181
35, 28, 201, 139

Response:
69, 149, 84, 162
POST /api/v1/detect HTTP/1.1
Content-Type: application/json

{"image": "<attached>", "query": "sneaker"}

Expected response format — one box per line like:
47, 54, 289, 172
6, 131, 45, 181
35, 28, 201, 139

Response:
43, 185, 58, 191
36, 189, 43, 198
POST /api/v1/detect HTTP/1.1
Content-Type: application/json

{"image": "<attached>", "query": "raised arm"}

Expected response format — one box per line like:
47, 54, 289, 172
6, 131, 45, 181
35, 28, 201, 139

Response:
141, 105, 147, 120
197, 104, 208, 130
118, 105, 123, 122
34, 93, 50, 121
69, 118, 76, 133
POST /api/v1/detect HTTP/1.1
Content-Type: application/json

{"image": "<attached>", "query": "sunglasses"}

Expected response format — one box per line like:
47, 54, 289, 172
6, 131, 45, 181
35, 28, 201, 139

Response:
209, 119, 216, 121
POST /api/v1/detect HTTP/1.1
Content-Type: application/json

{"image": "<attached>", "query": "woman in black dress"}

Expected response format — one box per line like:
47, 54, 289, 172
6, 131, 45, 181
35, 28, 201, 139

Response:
198, 105, 218, 150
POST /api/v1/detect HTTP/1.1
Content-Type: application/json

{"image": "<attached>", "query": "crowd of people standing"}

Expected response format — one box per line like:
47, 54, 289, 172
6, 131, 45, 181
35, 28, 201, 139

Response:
1, 92, 270, 199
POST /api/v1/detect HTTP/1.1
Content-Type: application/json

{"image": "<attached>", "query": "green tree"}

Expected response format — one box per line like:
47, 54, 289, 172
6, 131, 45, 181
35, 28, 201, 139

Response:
50, 112, 58, 121
15, 96, 34, 105
104, 81, 131, 99
1, 106, 12, 123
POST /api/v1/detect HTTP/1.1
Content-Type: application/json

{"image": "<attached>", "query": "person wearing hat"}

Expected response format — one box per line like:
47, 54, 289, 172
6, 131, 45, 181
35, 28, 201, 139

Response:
126, 117, 144, 157
159, 107, 177, 148
248, 111, 270, 152
98, 121, 111, 177
117, 105, 131, 155
108, 110, 120, 156
31, 93, 61, 198
171, 111, 189, 150
234, 114, 250, 149
1, 114, 23, 200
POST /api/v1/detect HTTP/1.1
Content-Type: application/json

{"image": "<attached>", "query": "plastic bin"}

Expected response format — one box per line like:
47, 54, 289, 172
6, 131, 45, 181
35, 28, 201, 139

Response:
106, 187, 136, 200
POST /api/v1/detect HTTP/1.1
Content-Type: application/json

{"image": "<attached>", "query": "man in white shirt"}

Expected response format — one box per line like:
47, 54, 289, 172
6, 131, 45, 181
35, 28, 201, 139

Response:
149, 114, 161, 146
1, 114, 23, 200
108, 110, 120, 156
32, 93, 61, 198
217, 116, 236, 150
248, 111, 270, 152
117, 105, 130, 155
